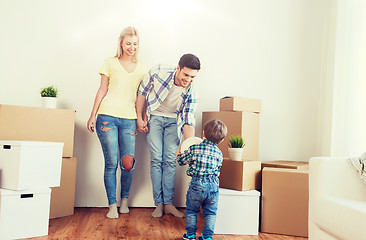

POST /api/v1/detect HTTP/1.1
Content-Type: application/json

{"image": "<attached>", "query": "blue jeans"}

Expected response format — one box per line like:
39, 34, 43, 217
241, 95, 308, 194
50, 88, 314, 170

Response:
185, 176, 219, 238
96, 114, 136, 205
146, 115, 179, 205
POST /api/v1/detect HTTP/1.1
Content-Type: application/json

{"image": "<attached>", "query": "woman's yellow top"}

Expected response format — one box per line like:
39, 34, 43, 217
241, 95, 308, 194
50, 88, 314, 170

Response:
98, 57, 147, 119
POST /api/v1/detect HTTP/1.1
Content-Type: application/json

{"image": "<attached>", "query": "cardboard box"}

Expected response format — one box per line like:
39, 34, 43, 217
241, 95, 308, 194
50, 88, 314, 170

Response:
216, 188, 260, 235
0, 188, 51, 239
219, 158, 261, 191
0, 141, 63, 190
50, 157, 77, 219
261, 167, 309, 237
220, 96, 262, 113
0, 104, 75, 157
261, 160, 309, 170
202, 111, 260, 161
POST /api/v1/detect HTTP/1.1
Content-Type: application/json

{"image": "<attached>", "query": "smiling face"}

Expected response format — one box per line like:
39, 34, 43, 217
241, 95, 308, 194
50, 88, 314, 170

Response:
174, 66, 199, 88
121, 35, 139, 57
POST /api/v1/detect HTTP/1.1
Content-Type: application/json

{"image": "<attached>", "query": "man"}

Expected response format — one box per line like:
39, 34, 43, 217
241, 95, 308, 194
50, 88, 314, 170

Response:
136, 53, 200, 218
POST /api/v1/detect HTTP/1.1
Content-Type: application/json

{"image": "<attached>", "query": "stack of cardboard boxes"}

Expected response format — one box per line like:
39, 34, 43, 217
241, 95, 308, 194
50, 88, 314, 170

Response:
202, 96, 262, 192
0, 105, 77, 220
202, 98, 309, 237
201, 96, 262, 235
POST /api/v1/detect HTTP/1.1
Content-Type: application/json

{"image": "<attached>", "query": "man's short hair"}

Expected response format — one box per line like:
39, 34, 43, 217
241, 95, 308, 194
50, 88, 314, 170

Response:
178, 53, 200, 70
204, 119, 227, 144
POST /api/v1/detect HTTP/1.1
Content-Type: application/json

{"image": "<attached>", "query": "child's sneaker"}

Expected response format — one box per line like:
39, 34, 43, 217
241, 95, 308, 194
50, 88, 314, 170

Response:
198, 235, 212, 240
183, 232, 196, 240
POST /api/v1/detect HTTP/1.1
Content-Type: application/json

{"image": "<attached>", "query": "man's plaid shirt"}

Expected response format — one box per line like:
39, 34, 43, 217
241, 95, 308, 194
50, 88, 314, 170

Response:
138, 64, 198, 142
177, 139, 223, 177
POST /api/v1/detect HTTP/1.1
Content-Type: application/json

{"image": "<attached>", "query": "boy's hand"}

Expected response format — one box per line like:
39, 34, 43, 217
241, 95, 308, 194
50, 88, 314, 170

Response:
176, 146, 181, 157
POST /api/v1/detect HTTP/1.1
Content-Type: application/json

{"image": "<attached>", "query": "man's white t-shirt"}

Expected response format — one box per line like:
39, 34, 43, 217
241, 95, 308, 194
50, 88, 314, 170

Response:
151, 84, 185, 118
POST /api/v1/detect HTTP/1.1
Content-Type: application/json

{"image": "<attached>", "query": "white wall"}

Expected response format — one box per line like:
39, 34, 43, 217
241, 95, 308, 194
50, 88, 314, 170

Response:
0, 0, 334, 207
330, 0, 366, 157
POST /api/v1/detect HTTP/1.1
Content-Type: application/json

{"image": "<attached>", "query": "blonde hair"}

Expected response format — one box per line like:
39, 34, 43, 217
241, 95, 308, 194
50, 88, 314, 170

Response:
115, 26, 139, 61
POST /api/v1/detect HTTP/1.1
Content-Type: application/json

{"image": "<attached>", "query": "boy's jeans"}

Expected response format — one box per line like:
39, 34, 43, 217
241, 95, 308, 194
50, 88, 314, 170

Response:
96, 114, 136, 205
185, 176, 219, 237
146, 115, 179, 205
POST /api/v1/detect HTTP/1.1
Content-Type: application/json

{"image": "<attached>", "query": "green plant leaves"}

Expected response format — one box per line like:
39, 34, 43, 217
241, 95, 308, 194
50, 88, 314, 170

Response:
40, 85, 58, 97
228, 135, 245, 148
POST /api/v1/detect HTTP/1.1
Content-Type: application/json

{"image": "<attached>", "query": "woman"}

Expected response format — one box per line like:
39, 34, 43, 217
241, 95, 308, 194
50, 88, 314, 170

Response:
87, 26, 147, 218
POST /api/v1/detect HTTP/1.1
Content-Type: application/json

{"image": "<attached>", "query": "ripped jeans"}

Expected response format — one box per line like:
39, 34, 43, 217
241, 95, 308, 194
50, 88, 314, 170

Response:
96, 114, 136, 205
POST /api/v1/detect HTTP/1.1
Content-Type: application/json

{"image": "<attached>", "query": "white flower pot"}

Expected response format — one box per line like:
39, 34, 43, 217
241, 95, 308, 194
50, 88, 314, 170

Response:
228, 148, 243, 161
42, 97, 57, 108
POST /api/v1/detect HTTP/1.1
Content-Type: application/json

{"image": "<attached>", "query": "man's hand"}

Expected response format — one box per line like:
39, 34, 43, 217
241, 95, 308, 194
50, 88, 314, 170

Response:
183, 124, 195, 139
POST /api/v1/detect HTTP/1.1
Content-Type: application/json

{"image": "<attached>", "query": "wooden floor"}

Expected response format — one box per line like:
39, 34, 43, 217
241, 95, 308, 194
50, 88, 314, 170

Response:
26, 207, 308, 240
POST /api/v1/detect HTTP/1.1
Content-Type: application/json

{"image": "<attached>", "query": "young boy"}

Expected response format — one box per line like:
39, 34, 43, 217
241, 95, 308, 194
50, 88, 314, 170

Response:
176, 119, 227, 240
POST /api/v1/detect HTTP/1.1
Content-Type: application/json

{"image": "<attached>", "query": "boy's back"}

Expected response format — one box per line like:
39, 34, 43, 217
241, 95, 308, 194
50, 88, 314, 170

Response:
177, 139, 223, 177
177, 119, 227, 240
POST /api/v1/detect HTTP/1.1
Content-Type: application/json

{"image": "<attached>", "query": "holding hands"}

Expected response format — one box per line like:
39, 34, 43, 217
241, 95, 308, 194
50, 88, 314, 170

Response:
137, 116, 148, 132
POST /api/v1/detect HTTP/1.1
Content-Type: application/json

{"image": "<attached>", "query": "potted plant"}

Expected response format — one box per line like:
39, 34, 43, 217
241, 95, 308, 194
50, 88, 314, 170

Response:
40, 85, 59, 108
228, 135, 245, 161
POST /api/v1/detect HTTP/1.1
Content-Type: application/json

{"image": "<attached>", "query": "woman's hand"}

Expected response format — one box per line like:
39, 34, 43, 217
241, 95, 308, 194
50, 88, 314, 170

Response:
87, 115, 96, 133
87, 74, 109, 134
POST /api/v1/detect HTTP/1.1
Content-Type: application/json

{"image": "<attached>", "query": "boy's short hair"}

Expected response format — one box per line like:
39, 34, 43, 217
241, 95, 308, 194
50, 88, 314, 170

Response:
204, 119, 227, 144
178, 53, 200, 70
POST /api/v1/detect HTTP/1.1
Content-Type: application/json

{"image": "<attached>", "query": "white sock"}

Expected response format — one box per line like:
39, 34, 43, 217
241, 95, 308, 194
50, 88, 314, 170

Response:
119, 198, 129, 214
152, 204, 164, 218
164, 204, 185, 218
107, 204, 119, 218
